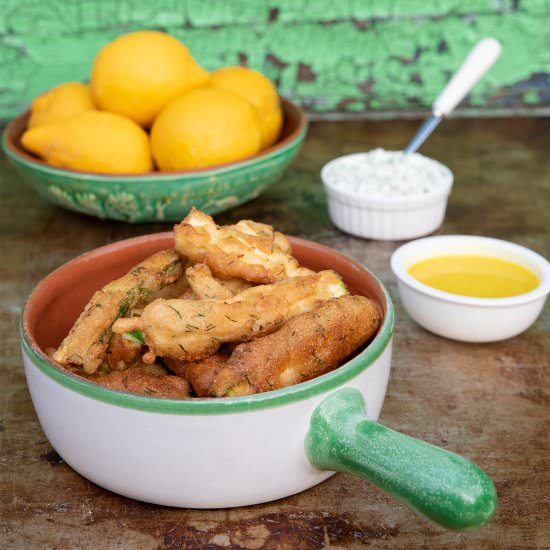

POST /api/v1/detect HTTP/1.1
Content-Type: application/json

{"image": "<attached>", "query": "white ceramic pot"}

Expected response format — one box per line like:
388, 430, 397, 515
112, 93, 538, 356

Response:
22, 338, 392, 508
21, 233, 496, 530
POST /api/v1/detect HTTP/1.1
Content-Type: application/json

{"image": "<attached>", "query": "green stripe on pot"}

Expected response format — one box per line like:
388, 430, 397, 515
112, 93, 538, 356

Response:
20, 282, 393, 415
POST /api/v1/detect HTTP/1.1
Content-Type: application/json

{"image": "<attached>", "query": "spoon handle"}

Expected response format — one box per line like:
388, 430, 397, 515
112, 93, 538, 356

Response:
405, 38, 502, 155
305, 388, 497, 531
433, 38, 502, 117
403, 114, 442, 155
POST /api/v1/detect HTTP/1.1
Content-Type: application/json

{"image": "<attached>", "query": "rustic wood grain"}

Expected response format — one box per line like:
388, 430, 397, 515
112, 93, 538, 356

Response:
0, 118, 549, 549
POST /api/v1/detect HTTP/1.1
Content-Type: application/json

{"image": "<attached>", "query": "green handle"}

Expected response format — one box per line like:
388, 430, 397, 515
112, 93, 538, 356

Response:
305, 388, 497, 531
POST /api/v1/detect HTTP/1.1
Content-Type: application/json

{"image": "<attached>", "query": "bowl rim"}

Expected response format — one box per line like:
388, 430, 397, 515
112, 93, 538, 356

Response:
2, 96, 307, 181
21, 233, 394, 415
391, 234, 550, 307
321, 150, 454, 207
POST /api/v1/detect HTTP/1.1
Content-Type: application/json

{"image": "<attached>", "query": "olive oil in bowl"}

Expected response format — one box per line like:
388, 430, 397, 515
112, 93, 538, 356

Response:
408, 255, 540, 299
391, 236, 549, 342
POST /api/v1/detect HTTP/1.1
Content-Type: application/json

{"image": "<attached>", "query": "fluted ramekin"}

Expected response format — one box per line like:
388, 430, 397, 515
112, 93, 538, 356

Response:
321, 153, 453, 241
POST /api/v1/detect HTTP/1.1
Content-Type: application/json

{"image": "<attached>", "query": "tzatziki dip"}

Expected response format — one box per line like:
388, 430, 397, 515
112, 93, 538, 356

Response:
322, 149, 451, 199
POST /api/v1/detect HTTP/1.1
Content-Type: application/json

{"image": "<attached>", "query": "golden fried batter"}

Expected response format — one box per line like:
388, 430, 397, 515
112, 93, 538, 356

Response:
81, 365, 190, 399
106, 333, 142, 370
143, 273, 190, 302
53, 208, 385, 401
185, 264, 254, 300
165, 351, 230, 397
112, 271, 347, 362
185, 264, 233, 300
219, 277, 254, 295
209, 295, 381, 397
174, 208, 312, 283
53, 249, 183, 373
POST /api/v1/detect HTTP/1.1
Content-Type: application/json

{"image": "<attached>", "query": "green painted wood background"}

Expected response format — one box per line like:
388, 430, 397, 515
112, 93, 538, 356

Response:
0, 0, 549, 120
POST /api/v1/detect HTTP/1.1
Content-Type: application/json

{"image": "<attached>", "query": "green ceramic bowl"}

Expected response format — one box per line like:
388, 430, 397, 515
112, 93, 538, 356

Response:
2, 98, 307, 223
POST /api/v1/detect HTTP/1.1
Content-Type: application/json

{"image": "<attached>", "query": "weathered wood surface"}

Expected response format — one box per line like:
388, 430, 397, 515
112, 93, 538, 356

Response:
0, 118, 549, 549
1, 0, 549, 120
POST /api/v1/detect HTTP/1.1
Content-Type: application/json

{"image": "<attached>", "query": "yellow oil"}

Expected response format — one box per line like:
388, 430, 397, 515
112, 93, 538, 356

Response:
408, 255, 539, 298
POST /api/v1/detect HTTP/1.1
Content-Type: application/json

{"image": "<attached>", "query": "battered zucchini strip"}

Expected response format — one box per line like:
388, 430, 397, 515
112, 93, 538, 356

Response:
53, 249, 183, 373
112, 270, 347, 362
105, 333, 142, 371
81, 365, 190, 399
185, 264, 233, 300
142, 272, 190, 303
209, 295, 381, 397
174, 208, 313, 283
219, 277, 254, 295
164, 352, 230, 397
185, 264, 254, 300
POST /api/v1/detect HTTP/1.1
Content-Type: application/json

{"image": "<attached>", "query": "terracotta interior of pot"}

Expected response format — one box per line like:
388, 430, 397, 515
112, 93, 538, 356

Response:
24, 233, 387, 355
5, 98, 303, 174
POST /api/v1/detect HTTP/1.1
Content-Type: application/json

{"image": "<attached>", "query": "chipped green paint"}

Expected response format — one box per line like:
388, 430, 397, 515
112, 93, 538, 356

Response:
0, 1, 548, 119
305, 388, 498, 531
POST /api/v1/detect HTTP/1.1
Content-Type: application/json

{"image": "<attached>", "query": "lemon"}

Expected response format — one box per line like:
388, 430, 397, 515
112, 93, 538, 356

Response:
91, 31, 209, 128
28, 82, 95, 128
151, 87, 261, 171
210, 66, 283, 149
22, 110, 153, 174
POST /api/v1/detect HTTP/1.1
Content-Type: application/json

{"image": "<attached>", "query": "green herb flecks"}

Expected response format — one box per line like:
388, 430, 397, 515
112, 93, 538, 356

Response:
139, 287, 152, 301
123, 330, 146, 345
162, 260, 182, 276
117, 288, 137, 317
168, 305, 182, 319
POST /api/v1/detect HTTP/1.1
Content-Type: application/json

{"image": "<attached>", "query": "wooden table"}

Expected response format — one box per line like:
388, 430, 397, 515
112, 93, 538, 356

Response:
1, 118, 548, 549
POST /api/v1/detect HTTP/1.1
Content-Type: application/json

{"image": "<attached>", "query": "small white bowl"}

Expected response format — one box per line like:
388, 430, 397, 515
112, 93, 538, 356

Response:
321, 151, 453, 240
391, 235, 550, 343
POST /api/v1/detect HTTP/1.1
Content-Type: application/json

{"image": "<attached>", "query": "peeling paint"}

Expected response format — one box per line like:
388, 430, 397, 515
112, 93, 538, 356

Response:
0, 1, 548, 118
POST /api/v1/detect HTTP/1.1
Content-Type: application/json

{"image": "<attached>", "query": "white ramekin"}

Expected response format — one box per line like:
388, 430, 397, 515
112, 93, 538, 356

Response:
321, 153, 453, 240
391, 235, 550, 343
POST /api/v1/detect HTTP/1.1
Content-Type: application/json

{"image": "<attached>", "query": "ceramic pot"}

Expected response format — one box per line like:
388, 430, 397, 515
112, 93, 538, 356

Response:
21, 234, 496, 530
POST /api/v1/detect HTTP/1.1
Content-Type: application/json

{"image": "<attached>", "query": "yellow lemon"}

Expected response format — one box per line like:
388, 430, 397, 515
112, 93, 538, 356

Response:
28, 82, 95, 128
151, 87, 261, 171
22, 110, 152, 174
91, 30, 209, 128
210, 66, 282, 149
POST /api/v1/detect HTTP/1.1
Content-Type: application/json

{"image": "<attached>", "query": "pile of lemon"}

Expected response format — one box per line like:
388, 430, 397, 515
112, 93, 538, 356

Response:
21, 31, 283, 174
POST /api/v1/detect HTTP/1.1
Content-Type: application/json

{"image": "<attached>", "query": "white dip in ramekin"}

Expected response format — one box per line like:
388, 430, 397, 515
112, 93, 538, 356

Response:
321, 149, 453, 241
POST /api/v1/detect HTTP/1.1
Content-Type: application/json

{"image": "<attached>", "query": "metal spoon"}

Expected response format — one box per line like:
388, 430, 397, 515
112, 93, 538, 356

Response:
405, 38, 502, 156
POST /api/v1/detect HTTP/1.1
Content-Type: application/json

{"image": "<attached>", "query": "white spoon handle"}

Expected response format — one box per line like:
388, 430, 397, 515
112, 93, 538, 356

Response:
433, 38, 502, 117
